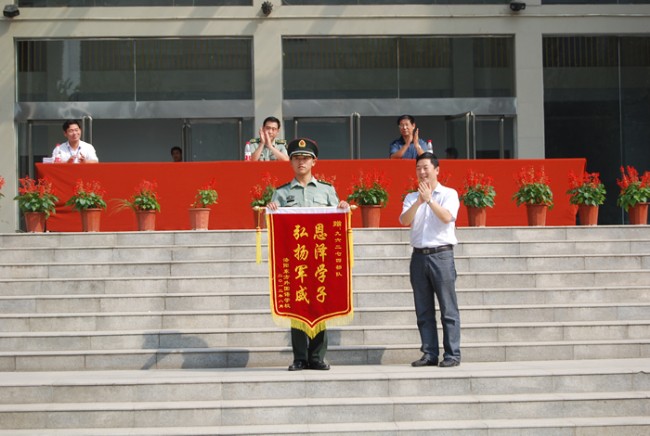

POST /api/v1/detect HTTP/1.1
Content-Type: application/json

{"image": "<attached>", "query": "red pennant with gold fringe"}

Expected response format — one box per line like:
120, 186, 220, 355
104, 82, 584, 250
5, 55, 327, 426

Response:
267, 207, 354, 338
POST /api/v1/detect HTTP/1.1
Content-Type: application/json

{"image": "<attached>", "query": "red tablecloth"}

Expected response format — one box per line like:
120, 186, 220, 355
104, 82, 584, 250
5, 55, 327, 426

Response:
36, 158, 585, 231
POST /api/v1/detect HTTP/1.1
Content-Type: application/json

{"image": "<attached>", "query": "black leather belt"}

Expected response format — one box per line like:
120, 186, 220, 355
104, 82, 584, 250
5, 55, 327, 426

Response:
413, 245, 454, 255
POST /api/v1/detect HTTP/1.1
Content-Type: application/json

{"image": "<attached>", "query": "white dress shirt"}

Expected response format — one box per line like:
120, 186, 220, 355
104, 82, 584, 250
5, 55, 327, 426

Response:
401, 183, 460, 248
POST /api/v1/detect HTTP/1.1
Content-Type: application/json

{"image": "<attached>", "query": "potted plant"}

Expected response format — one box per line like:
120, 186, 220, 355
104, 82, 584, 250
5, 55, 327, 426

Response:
567, 171, 606, 226
250, 172, 278, 229
512, 166, 554, 226
66, 179, 107, 232
119, 179, 161, 231
14, 176, 59, 232
189, 179, 218, 230
347, 170, 389, 227
616, 165, 650, 225
459, 170, 496, 227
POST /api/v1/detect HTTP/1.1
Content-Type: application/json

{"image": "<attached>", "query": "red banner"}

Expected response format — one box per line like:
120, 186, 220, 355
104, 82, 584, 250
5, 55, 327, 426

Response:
267, 207, 353, 337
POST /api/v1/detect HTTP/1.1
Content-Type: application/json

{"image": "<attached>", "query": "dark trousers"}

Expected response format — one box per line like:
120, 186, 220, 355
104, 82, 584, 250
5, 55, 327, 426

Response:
291, 328, 328, 362
409, 249, 461, 362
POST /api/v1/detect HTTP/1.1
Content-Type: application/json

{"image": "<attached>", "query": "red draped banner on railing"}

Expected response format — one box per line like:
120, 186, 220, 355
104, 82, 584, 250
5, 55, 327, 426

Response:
266, 207, 354, 338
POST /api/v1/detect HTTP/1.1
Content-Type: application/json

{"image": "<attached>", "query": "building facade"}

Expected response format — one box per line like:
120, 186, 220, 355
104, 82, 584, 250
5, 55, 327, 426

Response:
0, 0, 648, 230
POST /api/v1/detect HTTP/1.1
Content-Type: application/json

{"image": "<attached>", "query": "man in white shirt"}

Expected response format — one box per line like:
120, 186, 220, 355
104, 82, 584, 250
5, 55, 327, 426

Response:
52, 120, 99, 164
399, 152, 461, 368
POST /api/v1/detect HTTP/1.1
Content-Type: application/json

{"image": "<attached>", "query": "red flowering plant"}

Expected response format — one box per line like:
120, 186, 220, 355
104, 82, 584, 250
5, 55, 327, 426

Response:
566, 171, 606, 206
250, 172, 278, 208
314, 173, 337, 187
14, 176, 59, 218
0, 175, 4, 200
119, 179, 161, 212
459, 170, 496, 208
347, 170, 389, 207
616, 165, 650, 211
512, 166, 554, 208
66, 179, 107, 211
192, 179, 218, 208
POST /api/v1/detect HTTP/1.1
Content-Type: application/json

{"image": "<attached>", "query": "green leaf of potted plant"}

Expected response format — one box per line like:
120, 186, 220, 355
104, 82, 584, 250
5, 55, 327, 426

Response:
65, 179, 107, 232
189, 179, 218, 230
347, 170, 389, 227
512, 166, 553, 226
118, 179, 161, 231
66, 179, 107, 210
616, 165, 650, 224
250, 172, 278, 229
14, 176, 59, 232
347, 170, 389, 207
567, 171, 606, 226
459, 170, 496, 227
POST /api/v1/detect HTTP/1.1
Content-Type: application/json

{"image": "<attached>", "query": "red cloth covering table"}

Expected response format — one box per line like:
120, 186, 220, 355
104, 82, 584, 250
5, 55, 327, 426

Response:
36, 158, 585, 231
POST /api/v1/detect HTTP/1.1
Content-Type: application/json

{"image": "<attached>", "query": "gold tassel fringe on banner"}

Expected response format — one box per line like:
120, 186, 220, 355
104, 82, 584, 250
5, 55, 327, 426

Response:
255, 207, 262, 264
347, 210, 354, 268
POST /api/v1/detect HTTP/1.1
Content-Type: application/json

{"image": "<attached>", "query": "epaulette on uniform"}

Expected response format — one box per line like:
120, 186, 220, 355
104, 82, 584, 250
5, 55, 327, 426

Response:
275, 139, 287, 145
277, 182, 291, 189
317, 179, 333, 186
249, 138, 261, 144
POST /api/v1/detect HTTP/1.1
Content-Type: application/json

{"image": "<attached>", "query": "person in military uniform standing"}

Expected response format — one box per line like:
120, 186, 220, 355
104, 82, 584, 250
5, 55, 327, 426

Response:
250, 116, 289, 161
267, 138, 350, 371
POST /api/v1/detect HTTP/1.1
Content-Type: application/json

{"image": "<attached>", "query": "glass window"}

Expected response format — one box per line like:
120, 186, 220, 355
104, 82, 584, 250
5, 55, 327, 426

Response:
283, 36, 514, 99
543, 36, 650, 224
283, 38, 398, 99
543, 0, 648, 4
136, 39, 252, 100
17, 38, 252, 102
18, 1, 251, 6
283, 0, 509, 4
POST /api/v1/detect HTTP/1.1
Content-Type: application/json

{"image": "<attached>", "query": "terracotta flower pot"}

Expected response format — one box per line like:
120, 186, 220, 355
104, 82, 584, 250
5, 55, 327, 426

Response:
360, 205, 382, 228
577, 204, 598, 226
24, 212, 46, 233
136, 210, 157, 231
253, 208, 266, 229
466, 206, 487, 227
525, 204, 547, 226
189, 208, 210, 230
80, 208, 102, 232
628, 203, 648, 225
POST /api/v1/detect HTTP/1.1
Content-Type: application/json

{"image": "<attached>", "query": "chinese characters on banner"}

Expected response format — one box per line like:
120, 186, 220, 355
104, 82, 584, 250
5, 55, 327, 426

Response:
267, 207, 353, 337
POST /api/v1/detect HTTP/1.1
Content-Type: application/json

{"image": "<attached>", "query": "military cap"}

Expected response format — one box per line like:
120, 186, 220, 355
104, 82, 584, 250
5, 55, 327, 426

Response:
287, 138, 319, 158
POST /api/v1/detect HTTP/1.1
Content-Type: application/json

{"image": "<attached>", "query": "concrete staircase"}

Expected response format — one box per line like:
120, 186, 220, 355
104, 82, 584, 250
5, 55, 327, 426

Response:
0, 226, 648, 434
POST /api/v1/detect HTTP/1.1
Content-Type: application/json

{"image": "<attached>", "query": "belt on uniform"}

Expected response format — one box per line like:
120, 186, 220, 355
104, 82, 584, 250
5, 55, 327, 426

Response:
413, 245, 453, 255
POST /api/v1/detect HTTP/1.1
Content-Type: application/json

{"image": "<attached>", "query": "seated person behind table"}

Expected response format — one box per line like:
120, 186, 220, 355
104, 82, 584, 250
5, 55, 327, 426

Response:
171, 146, 183, 162
389, 114, 427, 159
53, 119, 99, 163
249, 116, 289, 161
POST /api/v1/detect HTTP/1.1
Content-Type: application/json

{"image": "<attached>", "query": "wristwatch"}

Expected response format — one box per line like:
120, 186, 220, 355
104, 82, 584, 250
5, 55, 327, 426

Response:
427, 197, 433, 205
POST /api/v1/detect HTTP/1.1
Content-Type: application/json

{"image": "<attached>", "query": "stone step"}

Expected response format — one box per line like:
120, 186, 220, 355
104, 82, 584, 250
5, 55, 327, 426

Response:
1, 390, 648, 429
1, 269, 650, 295
1, 303, 648, 334
1, 226, 648, 248
1, 253, 649, 278
2, 286, 650, 309
2, 337, 648, 371
3, 317, 650, 345
2, 417, 649, 435
1, 238, 649, 263
0, 340, 650, 372
1, 359, 647, 404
